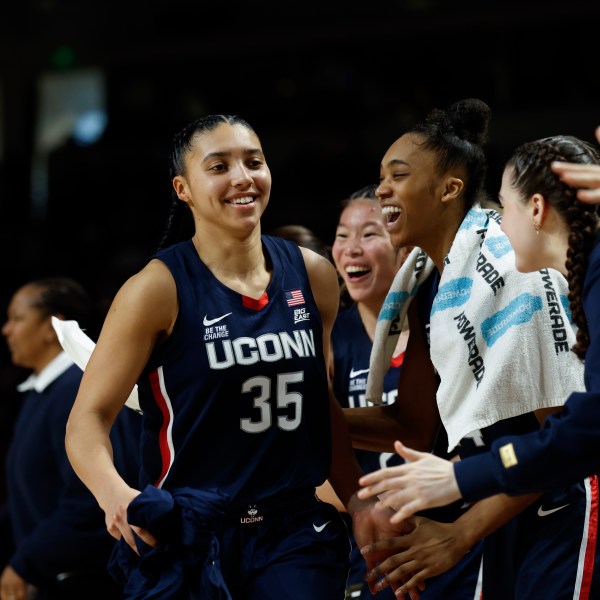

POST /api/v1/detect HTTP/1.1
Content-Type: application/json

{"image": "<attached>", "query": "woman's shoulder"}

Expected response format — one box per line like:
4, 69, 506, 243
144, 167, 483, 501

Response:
121, 260, 176, 301
106, 260, 178, 335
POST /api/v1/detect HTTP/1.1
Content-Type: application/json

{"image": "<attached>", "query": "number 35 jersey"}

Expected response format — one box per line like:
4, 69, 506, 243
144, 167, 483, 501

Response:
136, 236, 331, 506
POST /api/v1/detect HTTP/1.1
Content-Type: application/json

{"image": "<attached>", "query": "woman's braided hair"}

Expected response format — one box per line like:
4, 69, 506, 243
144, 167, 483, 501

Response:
506, 135, 600, 358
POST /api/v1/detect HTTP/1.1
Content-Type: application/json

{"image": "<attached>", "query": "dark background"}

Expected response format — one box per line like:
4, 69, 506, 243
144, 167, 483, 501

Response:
0, 0, 599, 443
2, 1, 599, 301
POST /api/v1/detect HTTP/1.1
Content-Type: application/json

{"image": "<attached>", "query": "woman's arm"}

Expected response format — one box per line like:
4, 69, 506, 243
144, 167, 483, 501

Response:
344, 300, 440, 453
65, 259, 176, 549
361, 491, 541, 597
302, 247, 362, 504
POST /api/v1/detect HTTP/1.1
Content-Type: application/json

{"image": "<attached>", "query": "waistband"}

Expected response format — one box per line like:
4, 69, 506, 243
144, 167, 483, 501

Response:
232, 488, 317, 525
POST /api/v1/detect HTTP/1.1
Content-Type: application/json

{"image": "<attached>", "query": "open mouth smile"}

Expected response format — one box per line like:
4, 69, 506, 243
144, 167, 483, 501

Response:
382, 205, 402, 224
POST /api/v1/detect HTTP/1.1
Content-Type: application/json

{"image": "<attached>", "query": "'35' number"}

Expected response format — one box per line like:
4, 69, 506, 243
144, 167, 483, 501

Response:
240, 372, 303, 433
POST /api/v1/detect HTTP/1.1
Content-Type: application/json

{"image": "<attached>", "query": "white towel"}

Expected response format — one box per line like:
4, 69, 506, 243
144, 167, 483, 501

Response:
366, 247, 435, 402
366, 206, 585, 451
51, 316, 142, 414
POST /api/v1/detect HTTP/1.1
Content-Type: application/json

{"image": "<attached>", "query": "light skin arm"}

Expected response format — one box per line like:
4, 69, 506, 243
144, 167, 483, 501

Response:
315, 348, 346, 511
315, 479, 345, 512
344, 301, 441, 453
64, 259, 176, 551
301, 247, 363, 505
551, 126, 600, 204
358, 441, 462, 522
360, 491, 541, 596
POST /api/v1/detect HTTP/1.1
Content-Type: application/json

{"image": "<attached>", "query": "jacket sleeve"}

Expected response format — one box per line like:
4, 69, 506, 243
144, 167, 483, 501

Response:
455, 391, 600, 501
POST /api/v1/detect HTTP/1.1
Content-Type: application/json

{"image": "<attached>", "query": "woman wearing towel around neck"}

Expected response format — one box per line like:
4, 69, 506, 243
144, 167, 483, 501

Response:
344, 99, 599, 599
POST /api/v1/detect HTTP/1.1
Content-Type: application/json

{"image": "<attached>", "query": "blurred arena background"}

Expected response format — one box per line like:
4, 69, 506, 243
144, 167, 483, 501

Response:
0, 0, 598, 314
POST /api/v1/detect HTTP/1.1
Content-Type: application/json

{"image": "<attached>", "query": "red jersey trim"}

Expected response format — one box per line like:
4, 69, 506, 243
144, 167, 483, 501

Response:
578, 474, 599, 598
390, 352, 405, 368
243, 291, 269, 310
149, 367, 174, 489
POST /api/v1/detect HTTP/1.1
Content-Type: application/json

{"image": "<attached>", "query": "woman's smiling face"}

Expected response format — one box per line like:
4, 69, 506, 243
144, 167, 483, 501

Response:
332, 198, 399, 305
376, 133, 447, 252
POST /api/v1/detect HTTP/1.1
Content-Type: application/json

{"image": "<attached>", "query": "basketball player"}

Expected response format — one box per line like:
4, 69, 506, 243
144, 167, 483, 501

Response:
64, 115, 407, 599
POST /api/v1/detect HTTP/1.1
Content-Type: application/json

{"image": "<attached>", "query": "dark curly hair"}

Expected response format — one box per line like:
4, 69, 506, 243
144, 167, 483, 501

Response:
505, 135, 600, 358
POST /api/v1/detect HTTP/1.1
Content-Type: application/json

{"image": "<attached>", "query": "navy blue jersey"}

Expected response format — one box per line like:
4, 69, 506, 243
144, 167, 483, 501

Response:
332, 303, 402, 410
332, 303, 403, 476
137, 236, 331, 506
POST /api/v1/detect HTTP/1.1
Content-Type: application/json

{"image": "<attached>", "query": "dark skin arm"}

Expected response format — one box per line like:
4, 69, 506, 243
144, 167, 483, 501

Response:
361, 491, 541, 597
344, 300, 440, 453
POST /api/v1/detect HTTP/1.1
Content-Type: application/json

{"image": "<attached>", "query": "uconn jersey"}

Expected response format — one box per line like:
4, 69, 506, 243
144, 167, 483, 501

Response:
331, 303, 403, 474
136, 236, 331, 506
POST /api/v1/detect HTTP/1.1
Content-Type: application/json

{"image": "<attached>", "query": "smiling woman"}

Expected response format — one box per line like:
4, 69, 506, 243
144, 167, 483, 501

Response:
62, 114, 408, 600
321, 184, 484, 599
344, 99, 594, 599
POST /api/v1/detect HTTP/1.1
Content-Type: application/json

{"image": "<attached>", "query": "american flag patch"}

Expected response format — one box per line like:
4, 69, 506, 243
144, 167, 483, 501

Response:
285, 289, 305, 306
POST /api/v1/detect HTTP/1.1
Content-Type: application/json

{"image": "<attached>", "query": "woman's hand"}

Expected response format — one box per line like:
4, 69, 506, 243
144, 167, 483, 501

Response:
361, 515, 470, 597
357, 441, 462, 522
551, 126, 600, 204
348, 494, 422, 599
0, 565, 28, 600
104, 487, 158, 553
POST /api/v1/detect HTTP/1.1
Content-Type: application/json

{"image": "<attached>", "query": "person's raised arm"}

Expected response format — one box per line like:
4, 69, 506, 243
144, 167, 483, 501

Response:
344, 300, 441, 453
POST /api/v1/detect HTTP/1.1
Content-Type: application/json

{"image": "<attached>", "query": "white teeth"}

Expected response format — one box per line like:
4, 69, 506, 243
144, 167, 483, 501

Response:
346, 266, 369, 274
382, 206, 401, 215
231, 196, 254, 205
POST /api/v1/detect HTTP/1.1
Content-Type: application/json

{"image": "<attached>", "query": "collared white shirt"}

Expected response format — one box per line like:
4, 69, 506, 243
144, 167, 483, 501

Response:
17, 352, 76, 393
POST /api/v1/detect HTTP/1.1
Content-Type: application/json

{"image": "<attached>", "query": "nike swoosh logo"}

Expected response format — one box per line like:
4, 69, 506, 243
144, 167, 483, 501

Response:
313, 520, 332, 533
349, 368, 370, 378
537, 503, 569, 517
203, 312, 232, 326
